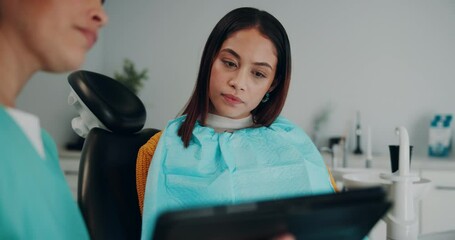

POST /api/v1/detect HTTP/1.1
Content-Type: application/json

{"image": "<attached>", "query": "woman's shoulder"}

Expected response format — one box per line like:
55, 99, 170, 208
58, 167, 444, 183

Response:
270, 116, 302, 132
167, 115, 186, 126
162, 115, 187, 130
161, 115, 187, 137
272, 115, 294, 125
266, 116, 312, 141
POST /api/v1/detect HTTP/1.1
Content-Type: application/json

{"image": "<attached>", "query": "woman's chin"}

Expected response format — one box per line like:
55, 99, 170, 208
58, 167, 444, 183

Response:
43, 54, 85, 73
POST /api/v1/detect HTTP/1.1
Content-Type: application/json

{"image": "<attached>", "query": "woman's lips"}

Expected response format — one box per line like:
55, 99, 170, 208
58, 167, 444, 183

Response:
78, 28, 97, 49
222, 94, 243, 104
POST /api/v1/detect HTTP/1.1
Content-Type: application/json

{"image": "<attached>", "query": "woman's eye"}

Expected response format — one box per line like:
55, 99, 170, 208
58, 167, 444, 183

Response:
253, 71, 267, 78
223, 60, 237, 69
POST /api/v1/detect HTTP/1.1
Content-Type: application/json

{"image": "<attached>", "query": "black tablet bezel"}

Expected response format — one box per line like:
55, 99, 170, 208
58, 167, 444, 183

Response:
152, 187, 390, 240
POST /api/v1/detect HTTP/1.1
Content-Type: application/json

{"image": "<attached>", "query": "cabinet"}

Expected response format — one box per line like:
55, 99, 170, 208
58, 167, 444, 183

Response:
327, 153, 455, 237
420, 169, 455, 234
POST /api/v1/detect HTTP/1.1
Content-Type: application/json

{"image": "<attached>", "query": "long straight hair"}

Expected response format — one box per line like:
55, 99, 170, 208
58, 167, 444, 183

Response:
178, 7, 292, 147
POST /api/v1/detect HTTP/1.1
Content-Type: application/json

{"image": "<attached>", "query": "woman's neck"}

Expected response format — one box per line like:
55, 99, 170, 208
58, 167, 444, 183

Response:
0, 30, 37, 107
205, 113, 254, 133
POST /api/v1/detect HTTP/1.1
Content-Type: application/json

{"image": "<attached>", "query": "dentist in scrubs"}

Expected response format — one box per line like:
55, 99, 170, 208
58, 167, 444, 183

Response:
0, 0, 108, 239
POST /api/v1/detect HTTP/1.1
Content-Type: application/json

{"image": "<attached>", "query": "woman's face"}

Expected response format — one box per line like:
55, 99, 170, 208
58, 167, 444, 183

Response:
209, 28, 277, 119
0, 0, 108, 72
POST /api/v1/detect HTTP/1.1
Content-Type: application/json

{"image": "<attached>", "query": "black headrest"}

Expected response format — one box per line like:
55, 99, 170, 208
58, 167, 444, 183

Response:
68, 70, 146, 134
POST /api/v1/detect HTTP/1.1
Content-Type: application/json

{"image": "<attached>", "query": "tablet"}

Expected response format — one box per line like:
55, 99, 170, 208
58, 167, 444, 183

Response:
152, 187, 390, 240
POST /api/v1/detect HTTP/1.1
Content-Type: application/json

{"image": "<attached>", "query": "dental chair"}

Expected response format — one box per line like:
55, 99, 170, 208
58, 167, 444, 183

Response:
68, 70, 160, 240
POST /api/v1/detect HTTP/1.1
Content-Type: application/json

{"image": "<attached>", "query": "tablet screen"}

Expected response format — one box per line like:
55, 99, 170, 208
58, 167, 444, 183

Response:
152, 187, 390, 240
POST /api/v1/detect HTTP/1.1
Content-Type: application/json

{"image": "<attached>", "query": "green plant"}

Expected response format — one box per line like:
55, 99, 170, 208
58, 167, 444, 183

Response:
114, 58, 148, 95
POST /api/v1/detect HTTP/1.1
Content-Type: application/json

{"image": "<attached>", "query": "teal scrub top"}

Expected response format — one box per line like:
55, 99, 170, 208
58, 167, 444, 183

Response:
141, 115, 335, 239
0, 107, 89, 239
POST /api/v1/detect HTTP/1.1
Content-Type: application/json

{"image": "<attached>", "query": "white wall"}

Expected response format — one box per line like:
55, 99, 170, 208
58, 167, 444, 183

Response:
18, 0, 455, 159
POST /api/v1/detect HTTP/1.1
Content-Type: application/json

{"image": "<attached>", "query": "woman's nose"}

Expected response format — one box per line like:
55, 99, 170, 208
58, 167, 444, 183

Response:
229, 71, 247, 91
90, 5, 109, 27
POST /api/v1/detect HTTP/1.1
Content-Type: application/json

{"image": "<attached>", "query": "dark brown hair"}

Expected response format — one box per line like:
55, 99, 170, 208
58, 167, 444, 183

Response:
178, 7, 292, 147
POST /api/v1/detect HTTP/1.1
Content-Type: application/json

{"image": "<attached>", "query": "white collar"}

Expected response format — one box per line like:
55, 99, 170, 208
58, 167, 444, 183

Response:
205, 113, 254, 133
6, 107, 45, 158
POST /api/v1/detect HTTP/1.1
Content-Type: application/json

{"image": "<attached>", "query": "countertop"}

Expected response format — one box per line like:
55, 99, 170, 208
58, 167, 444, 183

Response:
419, 229, 455, 240
323, 152, 455, 172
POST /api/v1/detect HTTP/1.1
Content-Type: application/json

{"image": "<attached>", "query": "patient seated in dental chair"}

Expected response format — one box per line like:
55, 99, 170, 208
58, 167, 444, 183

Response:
66, 67, 336, 240
136, 7, 338, 240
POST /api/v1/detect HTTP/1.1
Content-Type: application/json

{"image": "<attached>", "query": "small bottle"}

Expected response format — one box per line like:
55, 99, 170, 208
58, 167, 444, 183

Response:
365, 126, 372, 168
353, 111, 363, 155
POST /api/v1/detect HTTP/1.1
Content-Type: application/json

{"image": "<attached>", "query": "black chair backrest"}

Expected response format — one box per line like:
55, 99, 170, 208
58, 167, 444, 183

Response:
68, 70, 146, 134
79, 127, 159, 240
68, 70, 159, 239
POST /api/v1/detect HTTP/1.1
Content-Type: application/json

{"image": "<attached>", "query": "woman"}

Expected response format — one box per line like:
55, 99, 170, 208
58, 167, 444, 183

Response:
139, 7, 335, 239
0, 0, 108, 238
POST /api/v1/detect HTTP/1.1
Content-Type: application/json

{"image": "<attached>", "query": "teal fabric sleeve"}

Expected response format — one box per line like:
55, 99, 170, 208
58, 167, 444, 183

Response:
0, 107, 89, 239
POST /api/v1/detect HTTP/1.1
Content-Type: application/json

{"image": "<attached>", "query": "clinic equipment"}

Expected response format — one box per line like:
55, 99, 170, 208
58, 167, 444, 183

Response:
380, 127, 431, 240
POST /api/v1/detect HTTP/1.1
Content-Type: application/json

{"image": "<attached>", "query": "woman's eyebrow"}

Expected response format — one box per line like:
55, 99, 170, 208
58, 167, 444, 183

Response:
220, 48, 240, 60
220, 48, 273, 70
254, 62, 273, 70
